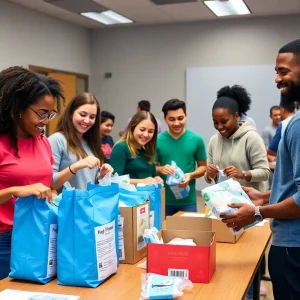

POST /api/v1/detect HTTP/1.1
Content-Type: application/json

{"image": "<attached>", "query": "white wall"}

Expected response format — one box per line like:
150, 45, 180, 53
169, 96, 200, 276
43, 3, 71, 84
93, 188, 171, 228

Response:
0, 0, 91, 75
90, 15, 300, 141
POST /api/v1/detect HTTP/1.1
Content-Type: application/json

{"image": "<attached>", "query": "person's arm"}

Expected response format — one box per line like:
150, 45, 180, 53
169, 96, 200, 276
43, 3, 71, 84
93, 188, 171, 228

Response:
110, 143, 127, 176
0, 184, 53, 205
267, 123, 282, 157
50, 134, 100, 190
245, 133, 270, 182
204, 138, 216, 183
178, 135, 207, 188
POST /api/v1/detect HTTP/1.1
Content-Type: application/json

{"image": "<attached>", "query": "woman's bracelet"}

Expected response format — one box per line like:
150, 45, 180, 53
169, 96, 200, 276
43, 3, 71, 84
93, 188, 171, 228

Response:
69, 165, 76, 175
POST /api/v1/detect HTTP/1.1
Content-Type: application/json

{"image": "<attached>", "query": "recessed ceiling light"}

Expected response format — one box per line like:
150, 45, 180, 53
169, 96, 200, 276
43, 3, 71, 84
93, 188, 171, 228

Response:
204, 0, 251, 17
80, 10, 133, 25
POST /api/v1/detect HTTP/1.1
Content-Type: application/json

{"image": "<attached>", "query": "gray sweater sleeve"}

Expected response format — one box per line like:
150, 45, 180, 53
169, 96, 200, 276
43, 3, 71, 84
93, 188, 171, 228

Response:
247, 132, 270, 182
48, 133, 65, 184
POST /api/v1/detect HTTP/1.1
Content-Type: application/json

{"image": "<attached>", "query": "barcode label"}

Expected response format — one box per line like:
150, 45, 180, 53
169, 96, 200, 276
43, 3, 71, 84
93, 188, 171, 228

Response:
168, 269, 189, 279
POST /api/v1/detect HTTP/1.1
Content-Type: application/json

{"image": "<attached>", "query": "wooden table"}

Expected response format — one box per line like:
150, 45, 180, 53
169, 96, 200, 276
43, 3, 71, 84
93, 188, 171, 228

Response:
0, 221, 271, 300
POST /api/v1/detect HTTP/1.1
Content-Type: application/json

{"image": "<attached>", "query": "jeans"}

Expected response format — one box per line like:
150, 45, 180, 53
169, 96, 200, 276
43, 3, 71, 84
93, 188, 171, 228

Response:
165, 204, 197, 217
0, 231, 12, 280
269, 245, 300, 300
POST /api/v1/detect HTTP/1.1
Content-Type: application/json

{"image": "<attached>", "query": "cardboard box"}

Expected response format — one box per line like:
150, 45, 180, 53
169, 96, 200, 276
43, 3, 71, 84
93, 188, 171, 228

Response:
119, 202, 150, 264
147, 216, 216, 283
161, 187, 166, 221
175, 212, 244, 243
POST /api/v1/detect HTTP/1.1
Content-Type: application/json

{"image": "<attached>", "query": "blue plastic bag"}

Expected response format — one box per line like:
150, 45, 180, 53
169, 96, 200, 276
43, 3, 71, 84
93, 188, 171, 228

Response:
57, 183, 119, 287
119, 188, 148, 207
136, 184, 163, 230
9, 196, 58, 284
166, 161, 190, 199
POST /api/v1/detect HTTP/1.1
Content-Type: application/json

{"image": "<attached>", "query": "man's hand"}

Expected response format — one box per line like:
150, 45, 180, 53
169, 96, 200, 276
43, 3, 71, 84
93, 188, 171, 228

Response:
221, 203, 255, 228
242, 186, 267, 206
160, 164, 174, 176
177, 173, 192, 188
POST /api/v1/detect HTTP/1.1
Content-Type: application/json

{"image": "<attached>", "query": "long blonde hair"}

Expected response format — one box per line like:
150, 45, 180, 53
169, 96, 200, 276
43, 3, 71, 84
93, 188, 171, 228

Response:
119, 111, 158, 163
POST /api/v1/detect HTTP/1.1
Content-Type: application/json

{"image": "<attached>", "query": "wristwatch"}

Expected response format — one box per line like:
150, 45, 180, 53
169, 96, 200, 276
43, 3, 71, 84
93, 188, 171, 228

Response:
241, 170, 246, 179
254, 206, 264, 222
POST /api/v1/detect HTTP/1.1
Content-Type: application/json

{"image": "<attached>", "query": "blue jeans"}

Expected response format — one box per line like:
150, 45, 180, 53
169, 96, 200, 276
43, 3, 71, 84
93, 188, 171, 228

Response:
0, 231, 12, 280
166, 204, 197, 217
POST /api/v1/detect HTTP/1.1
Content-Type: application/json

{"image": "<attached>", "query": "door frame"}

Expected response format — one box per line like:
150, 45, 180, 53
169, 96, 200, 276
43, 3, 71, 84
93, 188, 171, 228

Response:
28, 65, 89, 92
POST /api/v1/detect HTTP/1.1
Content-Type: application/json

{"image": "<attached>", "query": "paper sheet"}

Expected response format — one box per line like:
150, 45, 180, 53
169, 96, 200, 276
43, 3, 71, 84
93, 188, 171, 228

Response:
0, 289, 79, 300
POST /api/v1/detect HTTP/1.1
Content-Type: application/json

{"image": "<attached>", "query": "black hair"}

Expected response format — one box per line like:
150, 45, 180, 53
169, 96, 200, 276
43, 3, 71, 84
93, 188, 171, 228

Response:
138, 100, 151, 112
280, 99, 296, 113
0, 66, 64, 156
162, 99, 186, 117
270, 105, 280, 115
101, 111, 115, 124
214, 85, 251, 116
279, 39, 300, 59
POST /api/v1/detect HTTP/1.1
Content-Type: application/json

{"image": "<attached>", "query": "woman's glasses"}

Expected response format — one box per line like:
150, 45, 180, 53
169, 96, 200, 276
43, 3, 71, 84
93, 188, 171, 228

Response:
28, 106, 57, 122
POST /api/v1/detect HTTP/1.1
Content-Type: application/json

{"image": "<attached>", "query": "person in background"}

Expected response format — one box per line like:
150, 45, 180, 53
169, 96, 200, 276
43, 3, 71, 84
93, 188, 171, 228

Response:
111, 111, 163, 185
262, 105, 281, 159
49, 93, 113, 192
267, 99, 297, 156
100, 111, 115, 163
119, 100, 163, 136
0, 66, 64, 279
205, 85, 270, 300
156, 99, 207, 216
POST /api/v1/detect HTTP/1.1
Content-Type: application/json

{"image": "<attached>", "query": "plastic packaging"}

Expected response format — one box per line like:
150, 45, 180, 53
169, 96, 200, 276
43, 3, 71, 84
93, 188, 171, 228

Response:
143, 227, 163, 244
201, 179, 259, 234
167, 238, 196, 246
140, 273, 193, 300
166, 161, 190, 199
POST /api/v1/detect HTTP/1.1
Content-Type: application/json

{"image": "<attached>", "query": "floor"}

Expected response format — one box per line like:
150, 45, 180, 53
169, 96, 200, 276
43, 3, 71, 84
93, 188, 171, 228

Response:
196, 193, 274, 300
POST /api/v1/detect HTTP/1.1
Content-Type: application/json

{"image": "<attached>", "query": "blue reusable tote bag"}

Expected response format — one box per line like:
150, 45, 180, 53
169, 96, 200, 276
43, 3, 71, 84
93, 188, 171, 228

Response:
136, 184, 163, 230
9, 196, 58, 284
119, 188, 148, 207
57, 183, 119, 287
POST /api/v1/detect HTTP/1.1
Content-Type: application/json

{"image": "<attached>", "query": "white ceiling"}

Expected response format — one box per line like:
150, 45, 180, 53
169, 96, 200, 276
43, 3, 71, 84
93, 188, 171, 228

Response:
8, 0, 300, 29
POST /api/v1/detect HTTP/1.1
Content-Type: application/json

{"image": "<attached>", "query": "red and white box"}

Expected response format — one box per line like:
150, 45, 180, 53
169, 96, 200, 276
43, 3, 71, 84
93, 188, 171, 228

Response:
147, 216, 216, 283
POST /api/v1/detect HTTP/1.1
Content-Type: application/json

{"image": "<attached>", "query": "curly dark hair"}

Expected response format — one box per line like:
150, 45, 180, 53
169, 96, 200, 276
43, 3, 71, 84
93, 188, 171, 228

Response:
0, 66, 64, 156
217, 85, 252, 115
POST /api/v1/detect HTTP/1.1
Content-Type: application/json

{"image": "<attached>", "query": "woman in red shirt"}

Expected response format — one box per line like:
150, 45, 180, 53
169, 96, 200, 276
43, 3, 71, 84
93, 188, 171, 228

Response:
0, 66, 64, 279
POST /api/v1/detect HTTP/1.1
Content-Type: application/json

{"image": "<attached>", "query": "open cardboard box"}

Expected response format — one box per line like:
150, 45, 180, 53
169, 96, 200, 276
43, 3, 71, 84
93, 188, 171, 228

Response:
173, 212, 244, 244
119, 202, 150, 264
147, 216, 216, 283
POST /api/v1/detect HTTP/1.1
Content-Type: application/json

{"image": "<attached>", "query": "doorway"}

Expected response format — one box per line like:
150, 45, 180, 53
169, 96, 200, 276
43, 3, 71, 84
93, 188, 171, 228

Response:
29, 65, 89, 136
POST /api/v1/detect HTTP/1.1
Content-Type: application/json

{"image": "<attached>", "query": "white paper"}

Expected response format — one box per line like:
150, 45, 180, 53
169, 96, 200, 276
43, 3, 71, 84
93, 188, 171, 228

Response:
0, 289, 79, 300
255, 220, 268, 227
94, 220, 118, 281
118, 216, 125, 260
181, 213, 205, 217
137, 204, 149, 251
46, 224, 57, 278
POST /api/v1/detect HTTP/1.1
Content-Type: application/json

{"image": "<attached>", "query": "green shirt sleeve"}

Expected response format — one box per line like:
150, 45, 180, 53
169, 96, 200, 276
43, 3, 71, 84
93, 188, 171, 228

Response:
195, 135, 207, 161
110, 142, 128, 175
152, 163, 157, 177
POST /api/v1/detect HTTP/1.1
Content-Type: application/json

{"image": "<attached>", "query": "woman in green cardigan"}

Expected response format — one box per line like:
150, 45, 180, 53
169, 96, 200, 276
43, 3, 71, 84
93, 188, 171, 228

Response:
111, 111, 163, 185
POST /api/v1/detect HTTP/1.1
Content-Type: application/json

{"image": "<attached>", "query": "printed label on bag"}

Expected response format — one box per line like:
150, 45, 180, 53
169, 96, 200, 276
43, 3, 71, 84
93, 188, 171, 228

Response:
150, 210, 155, 229
137, 204, 149, 251
170, 185, 190, 200
118, 216, 125, 260
168, 268, 189, 279
46, 224, 57, 278
94, 220, 118, 281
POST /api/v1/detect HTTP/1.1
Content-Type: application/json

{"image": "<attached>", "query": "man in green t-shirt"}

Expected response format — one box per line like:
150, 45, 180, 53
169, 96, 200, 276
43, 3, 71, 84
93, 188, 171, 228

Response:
156, 99, 207, 216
